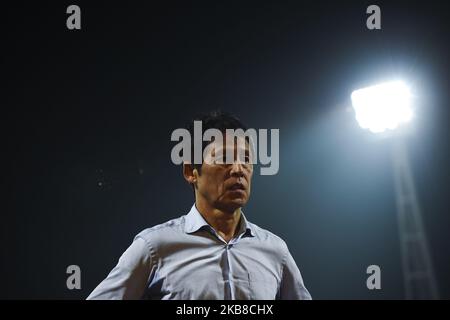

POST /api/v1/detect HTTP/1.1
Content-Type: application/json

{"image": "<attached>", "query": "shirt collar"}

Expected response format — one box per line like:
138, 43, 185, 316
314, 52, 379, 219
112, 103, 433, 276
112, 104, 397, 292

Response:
184, 203, 255, 237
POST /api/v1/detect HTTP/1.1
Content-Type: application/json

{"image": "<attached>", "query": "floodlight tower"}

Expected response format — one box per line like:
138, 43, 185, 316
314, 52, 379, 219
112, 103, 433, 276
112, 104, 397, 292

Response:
351, 81, 439, 299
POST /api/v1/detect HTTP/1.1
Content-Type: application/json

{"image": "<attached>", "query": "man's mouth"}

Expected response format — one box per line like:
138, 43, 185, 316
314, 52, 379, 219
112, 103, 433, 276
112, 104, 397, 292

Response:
229, 183, 245, 191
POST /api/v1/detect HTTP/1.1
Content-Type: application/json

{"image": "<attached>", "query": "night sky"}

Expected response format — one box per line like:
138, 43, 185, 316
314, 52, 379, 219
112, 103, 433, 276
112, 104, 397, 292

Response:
3, 0, 450, 299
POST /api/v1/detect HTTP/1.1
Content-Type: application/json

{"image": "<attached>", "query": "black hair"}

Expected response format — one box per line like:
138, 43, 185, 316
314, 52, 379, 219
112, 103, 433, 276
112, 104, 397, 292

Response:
185, 110, 248, 174
187, 110, 247, 174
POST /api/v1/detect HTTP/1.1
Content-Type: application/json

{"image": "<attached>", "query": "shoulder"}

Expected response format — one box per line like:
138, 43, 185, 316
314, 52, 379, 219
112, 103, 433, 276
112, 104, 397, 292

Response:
246, 221, 290, 253
133, 215, 186, 248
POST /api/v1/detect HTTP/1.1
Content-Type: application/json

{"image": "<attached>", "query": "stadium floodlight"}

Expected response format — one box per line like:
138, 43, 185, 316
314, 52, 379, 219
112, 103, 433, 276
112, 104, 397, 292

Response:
351, 81, 413, 133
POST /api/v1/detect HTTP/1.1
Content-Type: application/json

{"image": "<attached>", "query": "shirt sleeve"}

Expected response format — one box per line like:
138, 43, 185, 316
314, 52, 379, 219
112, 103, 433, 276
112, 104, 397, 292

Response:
278, 244, 312, 300
87, 236, 155, 300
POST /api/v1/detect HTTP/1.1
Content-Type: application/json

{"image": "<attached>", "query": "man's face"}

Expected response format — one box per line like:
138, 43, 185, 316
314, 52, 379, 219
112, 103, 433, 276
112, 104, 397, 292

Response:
195, 138, 253, 213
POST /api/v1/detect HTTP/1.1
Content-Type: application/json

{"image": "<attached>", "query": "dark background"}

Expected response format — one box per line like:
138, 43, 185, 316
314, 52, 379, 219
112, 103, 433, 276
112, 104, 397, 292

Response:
2, 0, 449, 299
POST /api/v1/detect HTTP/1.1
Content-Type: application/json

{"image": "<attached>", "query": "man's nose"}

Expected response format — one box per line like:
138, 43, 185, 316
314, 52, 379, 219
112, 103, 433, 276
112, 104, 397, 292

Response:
230, 162, 245, 177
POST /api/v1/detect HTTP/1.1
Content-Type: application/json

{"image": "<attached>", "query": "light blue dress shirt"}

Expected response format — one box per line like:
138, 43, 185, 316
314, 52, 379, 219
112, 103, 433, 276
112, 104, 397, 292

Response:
87, 204, 311, 300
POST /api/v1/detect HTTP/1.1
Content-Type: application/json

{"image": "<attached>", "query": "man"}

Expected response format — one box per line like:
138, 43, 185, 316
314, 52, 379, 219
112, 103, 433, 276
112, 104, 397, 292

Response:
87, 111, 311, 300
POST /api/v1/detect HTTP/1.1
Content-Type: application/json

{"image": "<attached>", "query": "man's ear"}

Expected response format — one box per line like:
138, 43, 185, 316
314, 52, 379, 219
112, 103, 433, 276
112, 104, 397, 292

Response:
183, 162, 198, 186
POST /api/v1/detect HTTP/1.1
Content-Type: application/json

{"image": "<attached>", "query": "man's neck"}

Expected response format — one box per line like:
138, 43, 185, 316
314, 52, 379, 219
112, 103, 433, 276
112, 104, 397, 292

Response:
195, 199, 241, 243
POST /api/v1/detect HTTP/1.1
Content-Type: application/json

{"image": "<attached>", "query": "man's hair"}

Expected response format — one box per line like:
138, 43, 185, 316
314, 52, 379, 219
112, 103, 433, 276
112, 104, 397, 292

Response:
186, 110, 248, 174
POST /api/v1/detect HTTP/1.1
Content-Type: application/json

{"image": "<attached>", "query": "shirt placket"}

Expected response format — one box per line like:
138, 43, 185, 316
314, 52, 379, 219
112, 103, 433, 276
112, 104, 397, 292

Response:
206, 223, 248, 300
219, 233, 244, 300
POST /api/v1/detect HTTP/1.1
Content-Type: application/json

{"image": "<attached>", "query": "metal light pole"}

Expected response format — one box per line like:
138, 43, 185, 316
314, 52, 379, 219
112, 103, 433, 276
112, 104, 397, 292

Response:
391, 138, 439, 299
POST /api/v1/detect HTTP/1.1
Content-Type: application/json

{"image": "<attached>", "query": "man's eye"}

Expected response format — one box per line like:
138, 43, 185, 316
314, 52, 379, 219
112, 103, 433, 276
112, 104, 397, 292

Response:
212, 154, 251, 165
